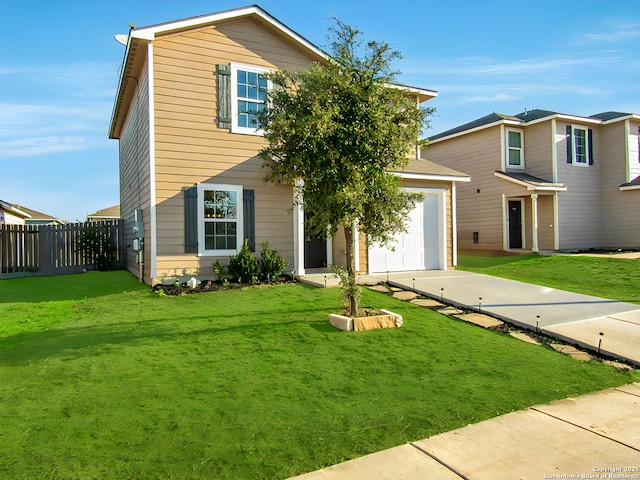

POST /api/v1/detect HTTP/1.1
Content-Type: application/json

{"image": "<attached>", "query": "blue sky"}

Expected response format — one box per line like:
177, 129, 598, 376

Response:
1, 0, 638, 222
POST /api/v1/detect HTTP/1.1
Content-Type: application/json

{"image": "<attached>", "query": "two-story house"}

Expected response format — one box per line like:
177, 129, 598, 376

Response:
108, 5, 469, 286
424, 109, 640, 253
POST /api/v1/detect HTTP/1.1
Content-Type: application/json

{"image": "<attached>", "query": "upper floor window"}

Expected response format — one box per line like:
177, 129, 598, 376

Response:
231, 64, 270, 135
566, 125, 593, 166
506, 129, 524, 168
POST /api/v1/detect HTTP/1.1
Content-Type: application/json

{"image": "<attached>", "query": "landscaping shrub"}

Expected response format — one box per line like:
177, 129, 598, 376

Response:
259, 241, 287, 282
227, 239, 258, 283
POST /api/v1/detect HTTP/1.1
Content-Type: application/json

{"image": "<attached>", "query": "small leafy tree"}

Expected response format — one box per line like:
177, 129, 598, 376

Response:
259, 19, 433, 315
228, 239, 258, 284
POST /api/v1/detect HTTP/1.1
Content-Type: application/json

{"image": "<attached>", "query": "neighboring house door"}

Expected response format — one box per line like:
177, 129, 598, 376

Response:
304, 212, 327, 268
508, 200, 523, 249
368, 190, 444, 273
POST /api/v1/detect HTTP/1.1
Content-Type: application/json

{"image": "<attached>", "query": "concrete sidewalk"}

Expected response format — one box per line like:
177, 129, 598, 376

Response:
360, 270, 640, 366
290, 383, 640, 479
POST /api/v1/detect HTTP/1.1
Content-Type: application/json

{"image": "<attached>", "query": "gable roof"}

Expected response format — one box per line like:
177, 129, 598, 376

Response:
429, 108, 639, 143
109, 5, 328, 139
109, 5, 437, 139
12, 205, 63, 224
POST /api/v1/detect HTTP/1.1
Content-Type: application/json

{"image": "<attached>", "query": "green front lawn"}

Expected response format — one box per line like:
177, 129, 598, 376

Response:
457, 254, 640, 304
0, 271, 637, 479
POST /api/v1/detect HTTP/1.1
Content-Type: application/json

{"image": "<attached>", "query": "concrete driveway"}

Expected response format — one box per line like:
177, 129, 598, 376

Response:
358, 270, 640, 366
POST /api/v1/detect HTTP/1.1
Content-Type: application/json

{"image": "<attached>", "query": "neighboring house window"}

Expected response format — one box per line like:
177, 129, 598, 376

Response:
231, 64, 270, 135
506, 129, 524, 168
197, 184, 243, 255
566, 125, 594, 166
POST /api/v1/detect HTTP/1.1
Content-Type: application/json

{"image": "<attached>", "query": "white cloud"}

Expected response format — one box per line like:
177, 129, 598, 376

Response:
461, 93, 520, 103
402, 53, 623, 79
0, 136, 90, 157
573, 23, 640, 44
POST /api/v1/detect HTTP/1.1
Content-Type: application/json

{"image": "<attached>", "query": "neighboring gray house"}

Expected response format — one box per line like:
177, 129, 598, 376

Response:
424, 109, 640, 252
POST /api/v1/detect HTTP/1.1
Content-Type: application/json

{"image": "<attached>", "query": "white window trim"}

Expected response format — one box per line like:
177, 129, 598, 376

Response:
571, 125, 590, 167
230, 63, 271, 136
505, 128, 524, 169
197, 183, 244, 256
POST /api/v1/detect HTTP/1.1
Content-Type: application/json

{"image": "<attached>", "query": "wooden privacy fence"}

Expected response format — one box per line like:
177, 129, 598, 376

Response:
0, 220, 125, 279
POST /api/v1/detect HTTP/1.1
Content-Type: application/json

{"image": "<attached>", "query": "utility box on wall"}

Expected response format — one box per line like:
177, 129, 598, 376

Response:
133, 208, 144, 238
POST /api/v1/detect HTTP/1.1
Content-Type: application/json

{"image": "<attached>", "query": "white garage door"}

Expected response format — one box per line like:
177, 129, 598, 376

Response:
368, 192, 442, 273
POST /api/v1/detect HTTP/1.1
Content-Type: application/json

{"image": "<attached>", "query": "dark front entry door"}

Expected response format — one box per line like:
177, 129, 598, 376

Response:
305, 236, 327, 268
304, 212, 327, 268
508, 200, 523, 249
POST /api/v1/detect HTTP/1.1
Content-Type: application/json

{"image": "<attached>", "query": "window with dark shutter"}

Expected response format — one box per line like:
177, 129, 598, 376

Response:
243, 189, 255, 252
184, 186, 198, 253
588, 128, 594, 165
216, 64, 231, 130
566, 125, 572, 163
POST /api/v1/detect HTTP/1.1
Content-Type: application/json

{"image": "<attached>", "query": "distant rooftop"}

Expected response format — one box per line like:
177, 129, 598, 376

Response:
87, 205, 120, 220
428, 109, 636, 142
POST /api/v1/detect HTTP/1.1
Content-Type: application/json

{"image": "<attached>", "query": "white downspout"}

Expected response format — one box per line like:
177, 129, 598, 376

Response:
451, 182, 457, 267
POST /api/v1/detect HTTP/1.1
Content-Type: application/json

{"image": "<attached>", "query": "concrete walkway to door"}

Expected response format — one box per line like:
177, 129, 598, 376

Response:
360, 269, 640, 366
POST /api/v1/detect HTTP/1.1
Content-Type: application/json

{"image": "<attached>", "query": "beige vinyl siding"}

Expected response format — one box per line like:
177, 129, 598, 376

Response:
519, 121, 554, 180
426, 127, 505, 251
149, 17, 315, 283
599, 121, 640, 247
555, 121, 602, 249
1, 211, 26, 225
118, 62, 152, 279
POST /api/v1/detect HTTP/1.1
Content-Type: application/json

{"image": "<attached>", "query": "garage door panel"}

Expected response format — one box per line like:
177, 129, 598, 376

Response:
368, 191, 443, 273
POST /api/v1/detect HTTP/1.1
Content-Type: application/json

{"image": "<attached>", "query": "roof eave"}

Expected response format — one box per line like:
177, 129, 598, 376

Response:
494, 172, 567, 191
429, 118, 522, 144
392, 171, 470, 182
619, 184, 640, 191
131, 5, 327, 61
601, 113, 640, 125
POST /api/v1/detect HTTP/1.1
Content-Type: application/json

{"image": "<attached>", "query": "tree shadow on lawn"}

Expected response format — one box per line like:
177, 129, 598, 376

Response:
0, 271, 148, 304
0, 309, 336, 367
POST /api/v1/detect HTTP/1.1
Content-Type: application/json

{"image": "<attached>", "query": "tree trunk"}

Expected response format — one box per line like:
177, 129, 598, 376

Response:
344, 225, 358, 316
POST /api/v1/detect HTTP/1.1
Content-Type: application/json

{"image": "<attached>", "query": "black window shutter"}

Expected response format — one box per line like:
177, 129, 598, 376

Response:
588, 128, 594, 165
216, 64, 232, 130
566, 125, 573, 163
184, 186, 198, 253
243, 189, 255, 252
